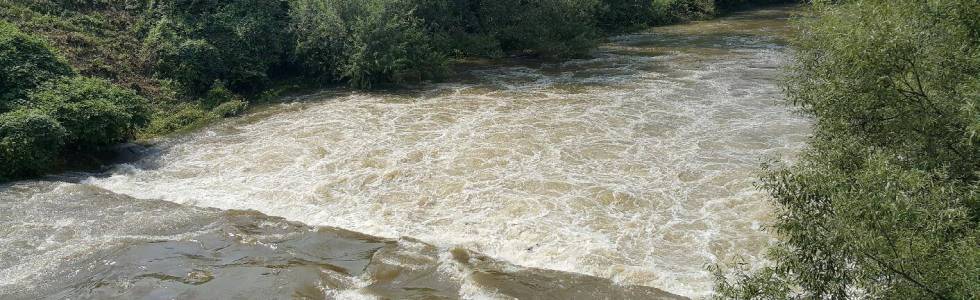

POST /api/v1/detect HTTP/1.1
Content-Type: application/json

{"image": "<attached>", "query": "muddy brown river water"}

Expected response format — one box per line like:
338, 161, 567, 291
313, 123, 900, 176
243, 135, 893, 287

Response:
1, 6, 809, 299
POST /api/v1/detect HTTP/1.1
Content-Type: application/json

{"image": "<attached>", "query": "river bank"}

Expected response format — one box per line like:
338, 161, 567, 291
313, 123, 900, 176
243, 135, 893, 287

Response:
0, 181, 684, 299
1, 5, 807, 298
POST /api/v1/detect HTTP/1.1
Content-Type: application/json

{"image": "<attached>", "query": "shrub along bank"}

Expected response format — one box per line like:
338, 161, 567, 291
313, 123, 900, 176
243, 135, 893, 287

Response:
0, 0, 794, 181
0, 22, 149, 179
712, 0, 979, 298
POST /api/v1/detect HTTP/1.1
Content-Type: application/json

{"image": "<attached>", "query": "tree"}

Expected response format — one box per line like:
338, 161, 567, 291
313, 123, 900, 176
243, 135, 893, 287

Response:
30, 77, 151, 150
289, 0, 447, 88
288, 0, 351, 80
713, 0, 980, 298
341, 0, 447, 88
144, 0, 292, 94
596, 0, 654, 32
479, 0, 601, 58
0, 109, 66, 180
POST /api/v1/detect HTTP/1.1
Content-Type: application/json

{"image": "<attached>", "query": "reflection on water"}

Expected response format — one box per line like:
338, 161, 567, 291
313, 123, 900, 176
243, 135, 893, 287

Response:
1, 5, 808, 299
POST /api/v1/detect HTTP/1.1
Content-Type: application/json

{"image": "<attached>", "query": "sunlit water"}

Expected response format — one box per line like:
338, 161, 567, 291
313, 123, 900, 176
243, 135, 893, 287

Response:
2, 6, 808, 299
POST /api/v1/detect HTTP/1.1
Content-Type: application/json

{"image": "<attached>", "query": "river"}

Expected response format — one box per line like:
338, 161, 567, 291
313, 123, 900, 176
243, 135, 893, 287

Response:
1, 6, 809, 299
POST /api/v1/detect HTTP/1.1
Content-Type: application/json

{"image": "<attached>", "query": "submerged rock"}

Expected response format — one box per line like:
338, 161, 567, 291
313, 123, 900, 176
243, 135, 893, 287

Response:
0, 182, 684, 299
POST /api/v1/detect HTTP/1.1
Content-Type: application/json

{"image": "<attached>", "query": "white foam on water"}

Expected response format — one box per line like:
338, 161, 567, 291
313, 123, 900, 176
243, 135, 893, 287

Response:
86, 10, 810, 298
0, 183, 223, 294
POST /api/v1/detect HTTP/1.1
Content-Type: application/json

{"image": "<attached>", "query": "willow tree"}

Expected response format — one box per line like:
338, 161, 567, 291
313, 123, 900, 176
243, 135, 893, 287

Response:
713, 0, 980, 299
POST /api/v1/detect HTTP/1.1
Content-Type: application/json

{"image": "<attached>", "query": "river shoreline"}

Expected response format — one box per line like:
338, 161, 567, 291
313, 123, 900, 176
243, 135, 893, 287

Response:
1, 5, 807, 298
0, 181, 686, 299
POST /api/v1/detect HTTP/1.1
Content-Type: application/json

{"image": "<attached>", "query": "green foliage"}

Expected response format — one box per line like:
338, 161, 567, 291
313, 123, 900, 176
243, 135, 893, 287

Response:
202, 81, 237, 108
789, 0, 980, 178
211, 98, 248, 117
0, 0, 156, 94
713, 0, 980, 298
8, 0, 787, 98
145, 0, 292, 94
289, 0, 447, 88
30, 77, 150, 150
144, 21, 223, 95
411, 0, 502, 57
143, 103, 217, 136
596, 0, 655, 32
652, 0, 716, 24
204, 81, 248, 117
1, 0, 795, 181
0, 21, 74, 112
587, 0, 792, 32
715, 0, 791, 10
0, 109, 66, 180
412, 0, 604, 58
479, 0, 601, 58
342, 0, 447, 88
288, 0, 351, 80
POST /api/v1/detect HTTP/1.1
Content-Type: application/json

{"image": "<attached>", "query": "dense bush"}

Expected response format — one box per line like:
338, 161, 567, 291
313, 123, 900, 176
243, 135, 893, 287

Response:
143, 103, 216, 136
411, 0, 501, 57
144, 22, 224, 95
597, 0, 768, 31
202, 82, 237, 108
713, 0, 980, 298
596, 0, 656, 32
204, 82, 248, 117
651, 0, 716, 24
211, 98, 248, 117
145, 0, 292, 94
0, 109, 66, 180
290, 0, 447, 88
288, 0, 352, 80
0, 21, 154, 180
30, 77, 151, 150
0, 21, 73, 112
342, 1, 447, 88
715, 0, 791, 10
478, 0, 601, 58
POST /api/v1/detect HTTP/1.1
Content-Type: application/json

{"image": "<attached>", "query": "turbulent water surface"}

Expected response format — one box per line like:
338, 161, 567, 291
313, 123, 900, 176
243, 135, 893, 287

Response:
2, 6, 808, 299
